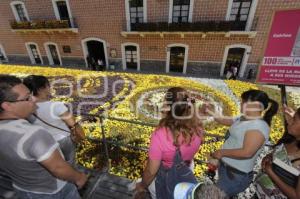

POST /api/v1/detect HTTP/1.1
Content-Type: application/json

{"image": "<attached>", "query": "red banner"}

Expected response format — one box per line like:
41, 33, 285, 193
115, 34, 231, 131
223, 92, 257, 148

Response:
257, 9, 300, 85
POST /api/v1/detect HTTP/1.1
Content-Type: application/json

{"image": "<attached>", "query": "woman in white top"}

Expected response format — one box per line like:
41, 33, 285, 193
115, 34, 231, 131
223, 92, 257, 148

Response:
23, 75, 85, 165
205, 89, 278, 197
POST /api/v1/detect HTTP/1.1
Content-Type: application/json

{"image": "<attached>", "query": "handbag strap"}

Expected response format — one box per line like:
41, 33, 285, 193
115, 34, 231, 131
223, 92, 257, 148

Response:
32, 113, 71, 133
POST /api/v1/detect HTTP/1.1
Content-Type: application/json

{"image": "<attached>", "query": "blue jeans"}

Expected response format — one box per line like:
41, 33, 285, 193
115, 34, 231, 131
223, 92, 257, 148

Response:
15, 183, 81, 199
216, 162, 253, 197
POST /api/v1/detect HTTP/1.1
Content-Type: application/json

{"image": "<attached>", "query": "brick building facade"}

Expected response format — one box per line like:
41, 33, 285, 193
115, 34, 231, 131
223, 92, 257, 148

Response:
0, 0, 300, 78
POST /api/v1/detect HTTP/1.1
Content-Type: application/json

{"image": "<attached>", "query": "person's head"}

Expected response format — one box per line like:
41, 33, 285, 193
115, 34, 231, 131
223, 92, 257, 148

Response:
0, 75, 36, 119
23, 75, 50, 100
159, 87, 201, 145
287, 108, 300, 140
241, 89, 278, 125
174, 182, 228, 199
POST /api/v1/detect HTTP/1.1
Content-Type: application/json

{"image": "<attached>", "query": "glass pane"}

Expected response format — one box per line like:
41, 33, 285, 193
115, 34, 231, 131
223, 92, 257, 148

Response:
132, 55, 137, 59
242, 2, 251, 8
173, 17, 178, 23
240, 8, 250, 14
126, 51, 131, 55
133, 59, 137, 63
173, 11, 180, 17
229, 15, 236, 21
182, 5, 189, 11
231, 8, 239, 15
132, 51, 137, 55
181, 17, 188, 22
138, 17, 144, 23
173, 6, 181, 11
181, 11, 188, 17
138, 7, 143, 12
131, 12, 137, 17
232, 2, 240, 8
240, 15, 248, 21
130, 7, 136, 12
126, 58, 131, 62
138, 12, 143, 18
130, 18, 136, 23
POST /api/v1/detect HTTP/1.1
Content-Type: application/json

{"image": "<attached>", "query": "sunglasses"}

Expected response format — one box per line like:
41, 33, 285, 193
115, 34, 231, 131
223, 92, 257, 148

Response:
6, 94, 33, 103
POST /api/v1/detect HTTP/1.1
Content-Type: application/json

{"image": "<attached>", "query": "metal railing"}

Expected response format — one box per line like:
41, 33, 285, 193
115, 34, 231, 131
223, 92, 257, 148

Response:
79, 113, 225, 172
129, 20, 248, 32
10, 17, 78, 30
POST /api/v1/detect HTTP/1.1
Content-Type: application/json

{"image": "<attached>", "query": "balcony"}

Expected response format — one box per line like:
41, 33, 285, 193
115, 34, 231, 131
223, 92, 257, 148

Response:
121, 19, 257, 38
10, 18, 78, 34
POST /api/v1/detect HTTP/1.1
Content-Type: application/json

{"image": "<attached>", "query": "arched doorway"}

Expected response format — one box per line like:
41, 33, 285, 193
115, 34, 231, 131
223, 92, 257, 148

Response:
44, 42, 62, 65
166, 44, 188, 74
81, 38, 108, 70
121, 43, 140, 71
223, 48, 245, 76
221, 44, 251, 78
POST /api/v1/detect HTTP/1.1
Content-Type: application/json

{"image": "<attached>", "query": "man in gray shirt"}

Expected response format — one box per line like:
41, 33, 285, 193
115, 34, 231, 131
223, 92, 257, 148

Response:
0, 75, 87, 199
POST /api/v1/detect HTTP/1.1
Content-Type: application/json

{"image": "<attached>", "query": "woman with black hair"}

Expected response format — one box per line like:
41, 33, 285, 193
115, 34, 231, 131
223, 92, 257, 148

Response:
205, 89, 279, 197
255, 106, 300, 199
23, 75, 85, 165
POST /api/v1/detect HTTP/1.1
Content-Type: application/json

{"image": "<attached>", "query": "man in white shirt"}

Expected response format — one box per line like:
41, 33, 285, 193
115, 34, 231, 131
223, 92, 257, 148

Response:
0, 75, 87, 199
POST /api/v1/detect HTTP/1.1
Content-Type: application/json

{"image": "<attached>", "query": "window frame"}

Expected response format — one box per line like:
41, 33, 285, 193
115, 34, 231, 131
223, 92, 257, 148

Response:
44, 42, 62, 66
125, 0, 147, 31
168, 0, 194, 23
0, 44, 8, 62
226, 0, 259, 31
166, 43, 189, 74
121, 42, 141, 71
51, 0, 74, 27
10, 1, 30, 22
25, 42, 43, 65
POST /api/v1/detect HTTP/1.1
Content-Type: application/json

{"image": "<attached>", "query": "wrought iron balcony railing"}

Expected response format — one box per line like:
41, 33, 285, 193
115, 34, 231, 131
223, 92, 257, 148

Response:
10, 17, 78, 30
129, 20, 248, 32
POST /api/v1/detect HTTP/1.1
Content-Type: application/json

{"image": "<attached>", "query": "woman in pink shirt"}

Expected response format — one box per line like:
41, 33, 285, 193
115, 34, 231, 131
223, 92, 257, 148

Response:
135, 87, 203, 199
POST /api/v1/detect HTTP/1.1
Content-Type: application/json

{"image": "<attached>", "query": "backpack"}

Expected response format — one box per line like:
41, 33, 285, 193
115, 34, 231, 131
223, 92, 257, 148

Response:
155, 146, 198, 199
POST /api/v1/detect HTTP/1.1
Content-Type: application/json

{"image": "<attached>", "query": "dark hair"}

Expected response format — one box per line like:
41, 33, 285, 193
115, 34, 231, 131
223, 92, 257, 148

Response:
159, 87, 201, 145
277, 107, 300, 148
194, 184, 229, 199
241, 89, 278, 126
0, 75, 22, 113
23, 75, 50, 96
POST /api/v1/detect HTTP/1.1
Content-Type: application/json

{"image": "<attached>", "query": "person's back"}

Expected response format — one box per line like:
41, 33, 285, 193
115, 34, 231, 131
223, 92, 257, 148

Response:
149, 127, 202, 168
33, 101, 70, 141
0, 119, 66, 193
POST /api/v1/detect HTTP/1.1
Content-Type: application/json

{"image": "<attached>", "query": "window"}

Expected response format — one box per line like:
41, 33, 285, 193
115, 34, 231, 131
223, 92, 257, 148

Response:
0, 44, 8, 63
45, 43, 62, 65
229, 0, 252, 22
172, 0, 190, 23
166, 44, 189, 74
10, 1, 29, 22
125, 46, 138, 69
122, 43, 140, 71
129, 0, 144, 24
26, 43, 43, 65
125, 0, 147, 31
52, 0, 73, 27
